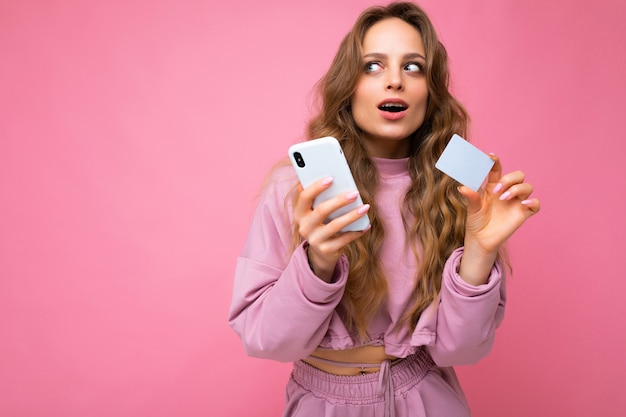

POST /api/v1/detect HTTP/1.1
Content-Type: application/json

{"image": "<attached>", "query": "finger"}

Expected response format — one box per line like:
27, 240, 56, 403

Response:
520, 198, 541, 214
308, 221, 370, 257
324, 203, 371, 235
498, 182, 534, 201
307, 198, 370, 241
297, 189, 367, 240
294, 177, 333, 218
457, 185, 481, 214
306, 206, 370, 256
492, 170, 525, 195
309, 190, 362, 226
329, 227, 371, 248
309, 220, 370, 250
487, 153, 503, 185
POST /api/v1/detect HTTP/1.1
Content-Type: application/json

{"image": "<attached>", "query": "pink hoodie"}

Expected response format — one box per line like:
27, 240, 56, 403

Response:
228, 157, 505, 367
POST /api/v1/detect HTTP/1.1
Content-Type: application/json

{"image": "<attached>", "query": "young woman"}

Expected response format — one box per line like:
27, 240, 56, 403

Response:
228, 2, 540, 416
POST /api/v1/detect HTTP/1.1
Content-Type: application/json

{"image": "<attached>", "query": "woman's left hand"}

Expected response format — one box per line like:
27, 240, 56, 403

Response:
457, 154, 540, 284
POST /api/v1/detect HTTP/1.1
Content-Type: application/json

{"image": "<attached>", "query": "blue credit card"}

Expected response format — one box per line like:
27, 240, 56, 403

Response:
435, 134, 495, 191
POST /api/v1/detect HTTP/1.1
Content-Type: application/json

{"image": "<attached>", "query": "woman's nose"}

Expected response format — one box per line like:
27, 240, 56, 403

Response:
386, 71, 403, 91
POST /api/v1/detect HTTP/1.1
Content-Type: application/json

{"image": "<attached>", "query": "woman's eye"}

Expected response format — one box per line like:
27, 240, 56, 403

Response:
364, 62, 383, 73
404, 62, 423, 73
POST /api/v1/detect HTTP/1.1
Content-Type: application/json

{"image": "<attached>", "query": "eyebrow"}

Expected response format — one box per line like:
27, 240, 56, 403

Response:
363, 52, 426, 61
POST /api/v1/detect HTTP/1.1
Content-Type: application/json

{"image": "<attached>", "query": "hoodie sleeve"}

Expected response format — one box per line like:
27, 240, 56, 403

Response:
412, 247, 506, 367
227, 167, 349, 362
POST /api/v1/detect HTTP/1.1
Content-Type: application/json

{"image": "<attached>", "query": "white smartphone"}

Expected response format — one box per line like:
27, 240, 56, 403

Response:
288, 137, 370, 232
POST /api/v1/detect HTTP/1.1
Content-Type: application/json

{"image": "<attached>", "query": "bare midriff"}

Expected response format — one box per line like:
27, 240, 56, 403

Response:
303, 345, 399, 376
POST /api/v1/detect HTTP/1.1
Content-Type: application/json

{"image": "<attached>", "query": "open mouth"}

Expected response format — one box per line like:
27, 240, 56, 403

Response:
378, 103, 408, 113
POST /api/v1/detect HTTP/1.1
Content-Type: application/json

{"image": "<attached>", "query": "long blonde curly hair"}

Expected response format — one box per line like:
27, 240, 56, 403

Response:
299, 2, 486, 339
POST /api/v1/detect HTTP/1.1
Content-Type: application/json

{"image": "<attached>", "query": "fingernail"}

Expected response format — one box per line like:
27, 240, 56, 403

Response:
493, 183, 503, 193
499, 191, 512, 201
346, 191, 359, 200
321, 177, 333, 186
357, 204, 370, 214
521, 199, 533, 205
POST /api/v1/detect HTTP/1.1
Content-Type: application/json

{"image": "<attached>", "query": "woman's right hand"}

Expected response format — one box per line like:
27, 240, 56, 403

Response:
293, 177, 371, 282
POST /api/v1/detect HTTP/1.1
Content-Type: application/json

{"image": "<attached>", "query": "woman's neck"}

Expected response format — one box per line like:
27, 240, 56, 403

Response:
362, 135, 410, 159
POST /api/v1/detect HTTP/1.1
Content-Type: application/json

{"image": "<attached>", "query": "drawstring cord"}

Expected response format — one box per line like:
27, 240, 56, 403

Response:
377, 359, 395, 417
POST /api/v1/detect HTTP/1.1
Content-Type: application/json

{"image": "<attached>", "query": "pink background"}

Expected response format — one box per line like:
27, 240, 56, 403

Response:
1, 0, 625, 416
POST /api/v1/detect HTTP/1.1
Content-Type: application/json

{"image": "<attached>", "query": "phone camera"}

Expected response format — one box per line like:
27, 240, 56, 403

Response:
293, 152, 305, 168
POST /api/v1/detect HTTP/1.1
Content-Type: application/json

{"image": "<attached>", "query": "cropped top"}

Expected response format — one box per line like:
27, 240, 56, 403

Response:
228, 157, 506, 367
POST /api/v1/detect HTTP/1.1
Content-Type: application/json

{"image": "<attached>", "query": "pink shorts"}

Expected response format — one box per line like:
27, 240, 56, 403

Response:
283, 348, 471, 417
